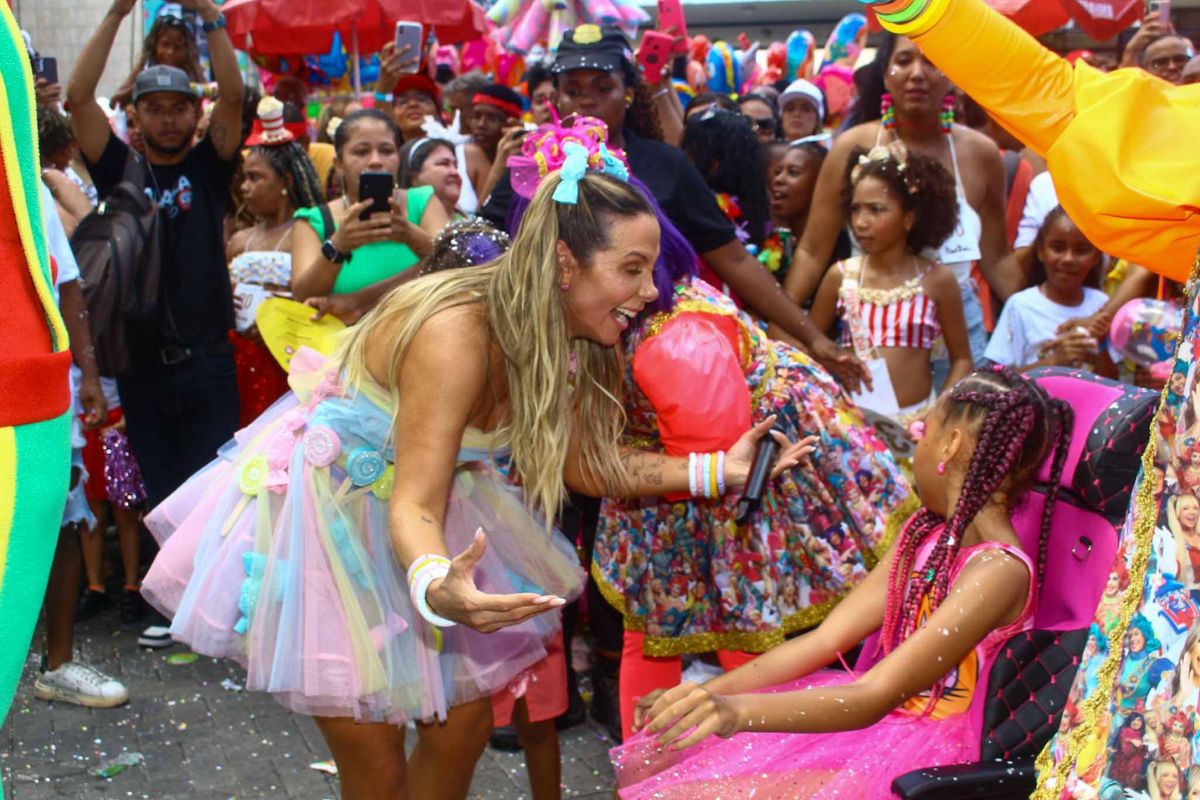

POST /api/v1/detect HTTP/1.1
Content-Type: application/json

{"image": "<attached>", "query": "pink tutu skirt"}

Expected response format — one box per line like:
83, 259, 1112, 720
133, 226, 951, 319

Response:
142, 351, 583, 724
612, 671, 978, 799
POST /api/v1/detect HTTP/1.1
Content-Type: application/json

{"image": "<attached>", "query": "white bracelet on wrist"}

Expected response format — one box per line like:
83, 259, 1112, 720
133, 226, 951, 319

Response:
407, 555, 457, 628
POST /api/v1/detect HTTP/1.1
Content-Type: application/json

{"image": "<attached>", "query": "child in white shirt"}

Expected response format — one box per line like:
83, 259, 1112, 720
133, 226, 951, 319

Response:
985, 206, 1117, 376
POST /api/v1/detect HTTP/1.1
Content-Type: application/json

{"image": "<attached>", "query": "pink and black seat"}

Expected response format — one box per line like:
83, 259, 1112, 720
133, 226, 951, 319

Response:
892, 368, 1156, 799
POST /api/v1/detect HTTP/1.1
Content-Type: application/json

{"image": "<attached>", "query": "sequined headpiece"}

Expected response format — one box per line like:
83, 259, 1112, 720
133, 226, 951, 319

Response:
508, 116, 631, 201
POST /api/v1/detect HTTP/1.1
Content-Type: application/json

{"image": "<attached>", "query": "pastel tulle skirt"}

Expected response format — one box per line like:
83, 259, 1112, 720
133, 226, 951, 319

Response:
612, 672, 978, 799
141, 350, 583, 724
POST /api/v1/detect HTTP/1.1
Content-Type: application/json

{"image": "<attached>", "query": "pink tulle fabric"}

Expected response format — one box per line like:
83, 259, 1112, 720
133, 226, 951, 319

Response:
612, 541, 1037, 799
142, 350, 583, 724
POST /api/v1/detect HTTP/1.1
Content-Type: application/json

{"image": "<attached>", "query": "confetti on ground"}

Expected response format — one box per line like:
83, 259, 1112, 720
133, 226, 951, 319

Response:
166, 652, 199, 665
220, 678, 244, 691
93, 752, 143, 778
309, 760, 338, 776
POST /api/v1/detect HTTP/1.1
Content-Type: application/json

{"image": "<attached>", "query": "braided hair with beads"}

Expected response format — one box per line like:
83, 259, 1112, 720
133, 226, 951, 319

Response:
879, 366, 1073, 711
249, 142, 325, 212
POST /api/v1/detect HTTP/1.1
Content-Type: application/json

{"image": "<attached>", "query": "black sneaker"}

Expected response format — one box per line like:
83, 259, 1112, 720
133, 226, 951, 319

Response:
119, 589, 147, 624
489, 725, 521, 752
76, 589, 112, 621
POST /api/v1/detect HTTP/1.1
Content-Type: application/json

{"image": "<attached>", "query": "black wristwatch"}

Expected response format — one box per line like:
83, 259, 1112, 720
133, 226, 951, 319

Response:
321, 238, 348, 264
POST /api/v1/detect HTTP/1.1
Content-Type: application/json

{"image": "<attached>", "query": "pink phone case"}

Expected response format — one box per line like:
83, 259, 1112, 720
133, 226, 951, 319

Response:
656, 0, 689, 53
638, 31, 675, 77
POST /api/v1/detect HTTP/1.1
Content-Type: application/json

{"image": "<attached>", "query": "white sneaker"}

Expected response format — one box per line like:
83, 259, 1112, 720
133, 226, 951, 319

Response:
34, 661, 129, 708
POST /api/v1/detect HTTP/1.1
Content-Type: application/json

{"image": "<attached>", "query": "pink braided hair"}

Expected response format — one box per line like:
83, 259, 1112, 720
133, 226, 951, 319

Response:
879, 366, 1073, 710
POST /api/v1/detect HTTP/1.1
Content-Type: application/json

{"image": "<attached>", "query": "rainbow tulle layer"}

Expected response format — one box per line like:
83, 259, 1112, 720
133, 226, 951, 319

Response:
142, 350, 583, 724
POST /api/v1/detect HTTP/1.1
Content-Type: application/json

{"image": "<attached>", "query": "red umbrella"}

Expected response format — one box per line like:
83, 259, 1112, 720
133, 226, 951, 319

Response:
985, 0, 1070, 36
1056, 0, 1143, 41
222, 0, 486, 57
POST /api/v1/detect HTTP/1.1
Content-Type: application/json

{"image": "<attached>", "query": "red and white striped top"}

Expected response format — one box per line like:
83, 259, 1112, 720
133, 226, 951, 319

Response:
836, 261, 941, 351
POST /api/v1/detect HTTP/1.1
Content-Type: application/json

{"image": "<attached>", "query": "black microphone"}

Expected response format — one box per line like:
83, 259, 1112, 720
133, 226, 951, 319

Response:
735, 428, 783, 525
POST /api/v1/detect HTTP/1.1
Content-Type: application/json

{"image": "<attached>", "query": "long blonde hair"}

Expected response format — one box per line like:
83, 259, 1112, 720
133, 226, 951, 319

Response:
339, 170, 652, 519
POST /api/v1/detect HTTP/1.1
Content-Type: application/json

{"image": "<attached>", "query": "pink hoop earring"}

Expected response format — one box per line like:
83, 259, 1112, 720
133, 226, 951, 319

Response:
561, 282, 570, 291
936, 461, 946, 475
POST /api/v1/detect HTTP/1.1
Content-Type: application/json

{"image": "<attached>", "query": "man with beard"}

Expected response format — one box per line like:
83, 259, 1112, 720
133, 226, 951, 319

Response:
67, 0, 244, 511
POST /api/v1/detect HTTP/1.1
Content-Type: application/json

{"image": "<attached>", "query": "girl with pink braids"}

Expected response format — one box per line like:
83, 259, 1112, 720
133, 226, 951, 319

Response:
612, 366, 1074, 799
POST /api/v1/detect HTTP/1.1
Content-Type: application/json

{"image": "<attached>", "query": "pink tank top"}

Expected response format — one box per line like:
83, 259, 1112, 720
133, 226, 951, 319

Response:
893, 531, 1037, 727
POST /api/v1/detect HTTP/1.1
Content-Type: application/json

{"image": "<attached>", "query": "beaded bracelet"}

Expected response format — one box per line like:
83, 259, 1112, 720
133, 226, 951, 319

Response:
686, 451, 728, 499
406, 555, 457, 628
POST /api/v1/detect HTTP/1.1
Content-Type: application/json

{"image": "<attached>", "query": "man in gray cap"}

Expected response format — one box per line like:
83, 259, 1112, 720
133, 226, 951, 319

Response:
67, 0, 244, 509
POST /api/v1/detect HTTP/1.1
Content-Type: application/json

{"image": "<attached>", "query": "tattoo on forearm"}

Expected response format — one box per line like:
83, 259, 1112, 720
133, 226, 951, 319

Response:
209, 121, 228, 153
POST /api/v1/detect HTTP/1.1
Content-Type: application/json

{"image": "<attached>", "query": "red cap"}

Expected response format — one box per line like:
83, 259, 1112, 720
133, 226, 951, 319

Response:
392, 73, 441, 108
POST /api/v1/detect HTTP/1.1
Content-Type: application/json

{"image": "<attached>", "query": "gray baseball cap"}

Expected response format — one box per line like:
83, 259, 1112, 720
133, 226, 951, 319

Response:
132, 65, 197, 102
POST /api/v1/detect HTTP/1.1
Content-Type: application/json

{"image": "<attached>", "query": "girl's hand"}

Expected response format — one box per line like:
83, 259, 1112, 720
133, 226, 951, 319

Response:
631, 689, 668, 733
330, 201, 392, 252
809, 337, 872, 394
1042, 329, 1099, 366
426, 529, 566, 633
723, 416, 817, 490
641, 682, 742, 750
306, 292, 369, 325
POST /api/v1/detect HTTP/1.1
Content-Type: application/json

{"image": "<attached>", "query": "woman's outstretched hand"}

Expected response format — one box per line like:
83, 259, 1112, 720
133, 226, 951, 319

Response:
723, 416, 818, 491
425, 529, 565, 633
636, 682, 741, 750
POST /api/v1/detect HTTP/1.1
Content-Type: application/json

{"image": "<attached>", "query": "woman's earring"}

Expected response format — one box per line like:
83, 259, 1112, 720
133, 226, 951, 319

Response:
561, 281, 570, 291
936, 461, 946, 475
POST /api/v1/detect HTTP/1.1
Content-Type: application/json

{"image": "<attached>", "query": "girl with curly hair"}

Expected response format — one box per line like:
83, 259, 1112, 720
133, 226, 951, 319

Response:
809, 145, 973, 422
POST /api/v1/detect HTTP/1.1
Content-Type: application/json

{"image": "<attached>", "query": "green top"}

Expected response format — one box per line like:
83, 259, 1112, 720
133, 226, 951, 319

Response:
295, 184, 435, 295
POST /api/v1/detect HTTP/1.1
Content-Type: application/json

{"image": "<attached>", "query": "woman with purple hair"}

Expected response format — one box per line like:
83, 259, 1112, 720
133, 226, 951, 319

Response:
507, 118, 913, 742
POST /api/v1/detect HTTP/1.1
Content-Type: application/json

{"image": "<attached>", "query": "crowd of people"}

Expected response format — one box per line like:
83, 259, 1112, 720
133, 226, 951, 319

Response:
20, 0, 1199, 796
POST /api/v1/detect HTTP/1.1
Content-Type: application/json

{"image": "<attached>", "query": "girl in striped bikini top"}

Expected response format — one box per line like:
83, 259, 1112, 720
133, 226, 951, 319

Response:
809, 146, 975, 410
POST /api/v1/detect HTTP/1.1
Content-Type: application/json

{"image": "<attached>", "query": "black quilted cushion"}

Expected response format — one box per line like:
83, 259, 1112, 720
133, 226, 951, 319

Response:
1027, 367, 1156, 522
980, 628, 1089, 761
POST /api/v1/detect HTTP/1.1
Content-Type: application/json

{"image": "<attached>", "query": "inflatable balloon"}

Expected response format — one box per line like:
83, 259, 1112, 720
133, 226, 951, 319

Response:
763, 41, 787, 85
1109, 298, 1183, 368
822, 13, 868, 65
489, 0, 648, 55
815, 13, 868, 127
785, 29, 816, 81
706, 40, 740, 96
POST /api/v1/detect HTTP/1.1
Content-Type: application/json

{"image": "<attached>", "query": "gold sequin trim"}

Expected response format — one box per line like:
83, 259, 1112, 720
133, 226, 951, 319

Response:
590, 501, 909, 658
1032, 251, 1200, 798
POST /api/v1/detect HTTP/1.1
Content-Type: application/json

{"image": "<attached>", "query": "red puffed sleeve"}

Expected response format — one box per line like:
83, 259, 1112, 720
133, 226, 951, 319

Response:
632, 311, 752, 468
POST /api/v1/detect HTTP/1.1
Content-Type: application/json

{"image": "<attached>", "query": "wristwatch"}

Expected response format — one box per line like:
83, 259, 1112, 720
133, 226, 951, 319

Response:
321, 238, 348, 264
201, 13, 227, 33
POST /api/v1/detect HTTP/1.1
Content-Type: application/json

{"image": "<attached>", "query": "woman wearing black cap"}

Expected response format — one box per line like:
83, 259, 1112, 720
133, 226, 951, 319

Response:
481, 24, 867, 391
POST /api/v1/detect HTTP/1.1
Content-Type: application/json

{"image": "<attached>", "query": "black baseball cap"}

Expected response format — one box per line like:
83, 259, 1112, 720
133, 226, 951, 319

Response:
551, 24, 635, 81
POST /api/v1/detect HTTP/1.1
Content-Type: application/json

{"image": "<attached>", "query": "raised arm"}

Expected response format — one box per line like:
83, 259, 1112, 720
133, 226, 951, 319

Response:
66, 0, 137, 162
186, 0, 244, 159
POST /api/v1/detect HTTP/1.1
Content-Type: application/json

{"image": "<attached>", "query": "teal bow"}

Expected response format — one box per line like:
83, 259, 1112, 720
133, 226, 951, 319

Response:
597, 143, 629, 182
552, 142, 590, 205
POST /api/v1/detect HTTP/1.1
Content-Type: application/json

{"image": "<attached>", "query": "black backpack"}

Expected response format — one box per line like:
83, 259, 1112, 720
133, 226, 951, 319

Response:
72, 151, 167, 376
